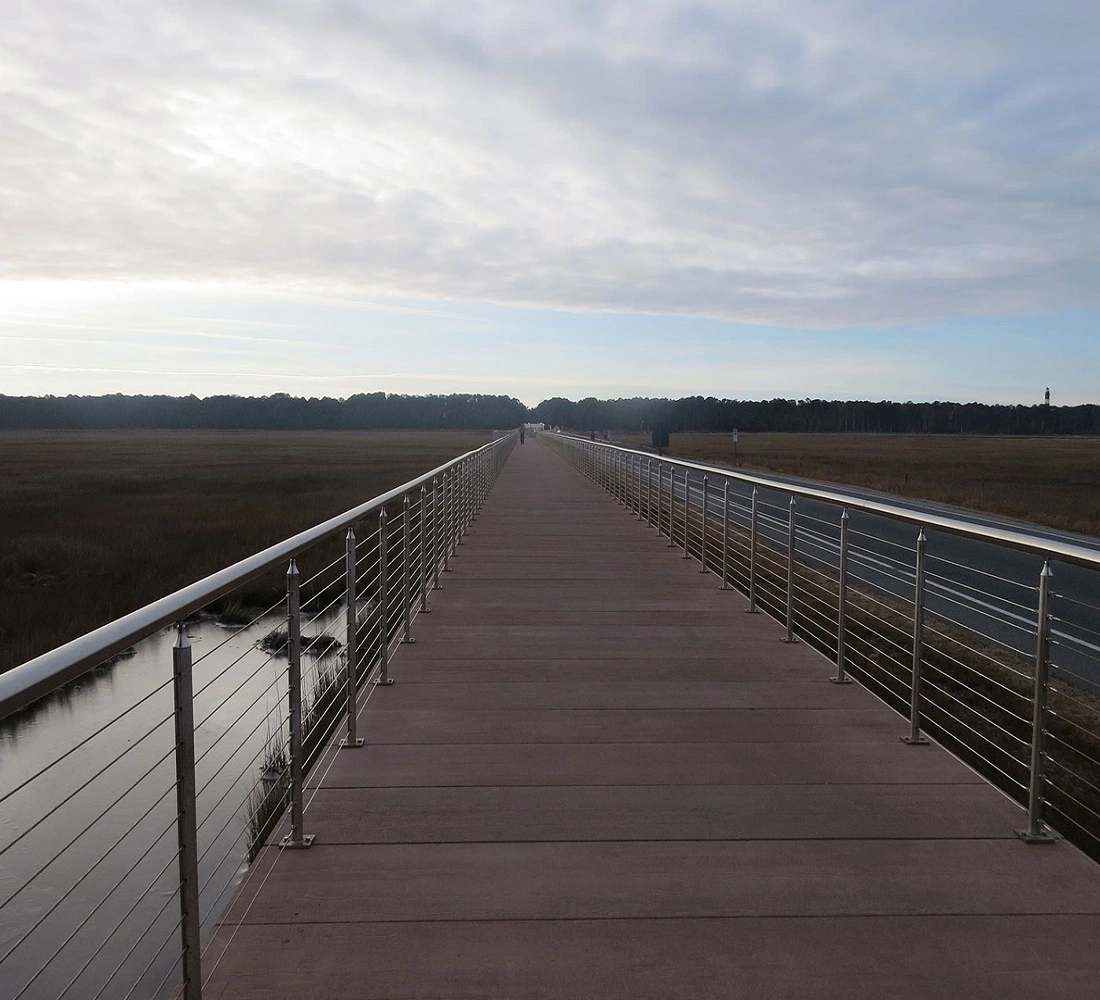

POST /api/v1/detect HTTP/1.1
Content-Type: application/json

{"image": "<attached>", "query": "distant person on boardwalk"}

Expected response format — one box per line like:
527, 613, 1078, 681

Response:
520, 427, 525, 444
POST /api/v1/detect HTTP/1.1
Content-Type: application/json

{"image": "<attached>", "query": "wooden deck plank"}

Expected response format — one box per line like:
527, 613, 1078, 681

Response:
204, 438, 1100, 1000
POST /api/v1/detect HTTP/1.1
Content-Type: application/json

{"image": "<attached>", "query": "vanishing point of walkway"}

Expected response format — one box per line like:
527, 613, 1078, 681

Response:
205, 441, 1100, 998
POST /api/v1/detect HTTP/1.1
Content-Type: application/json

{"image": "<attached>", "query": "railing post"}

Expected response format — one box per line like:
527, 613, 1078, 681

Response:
470, 455, 477, 523
902, 529, 929, 744
464, 458, 472, 533
719, 480, 732, 590
656, 462, 665, 537
832, 509, 853, 684
699, 474, 709, 572
172, 624, 203, 1000
617, 452, 625, 506
432, 477, 442, 589
282, 560, 314, 846
375, 511, 394, 686
457, 461, 467, 543
475, 452, 483, 517
747, 488, 760, 613
668, 467, 677, 547
341, 529, 363, 747
442, 471, 453, 572
401, 494, 414, 643
1018, 561, 1056, 843
682, 470, 691, 558
646, 459, 653, 527
783, 497, 799, 642
419, 486, 431, 612
454, 461, 463, 545
634, 456, 643, 519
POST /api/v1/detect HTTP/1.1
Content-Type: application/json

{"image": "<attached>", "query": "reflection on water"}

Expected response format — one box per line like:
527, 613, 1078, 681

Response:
0, 609, 344, 1000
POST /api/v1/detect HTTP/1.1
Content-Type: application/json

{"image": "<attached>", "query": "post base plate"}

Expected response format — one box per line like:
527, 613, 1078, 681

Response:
1015, 828, 1056, 845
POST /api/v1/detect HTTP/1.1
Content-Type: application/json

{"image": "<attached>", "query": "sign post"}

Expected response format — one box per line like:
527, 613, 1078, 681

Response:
732, 428, 739, 465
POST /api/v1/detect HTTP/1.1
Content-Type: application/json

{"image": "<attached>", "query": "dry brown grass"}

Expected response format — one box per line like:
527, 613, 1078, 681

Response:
0, 430, 491, 672
617, 431, 1100, 538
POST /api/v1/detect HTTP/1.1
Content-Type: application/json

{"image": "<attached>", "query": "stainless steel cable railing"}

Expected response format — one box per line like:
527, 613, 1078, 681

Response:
543, 431, 1100, 862
0, 433, 516, 1000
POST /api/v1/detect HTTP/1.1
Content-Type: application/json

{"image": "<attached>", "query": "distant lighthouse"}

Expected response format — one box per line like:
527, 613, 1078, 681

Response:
1044, 387, 1051, 407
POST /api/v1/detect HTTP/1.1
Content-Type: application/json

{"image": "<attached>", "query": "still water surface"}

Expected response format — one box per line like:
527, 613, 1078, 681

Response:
0, 611, 340, 1000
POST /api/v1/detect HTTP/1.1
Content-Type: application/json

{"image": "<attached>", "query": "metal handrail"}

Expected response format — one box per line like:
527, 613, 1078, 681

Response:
561, 434, 1100, 571
0, 436, 508, 723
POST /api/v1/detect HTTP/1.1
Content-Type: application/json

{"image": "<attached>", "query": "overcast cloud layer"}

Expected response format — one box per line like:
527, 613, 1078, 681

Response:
4, 0, 1099, 330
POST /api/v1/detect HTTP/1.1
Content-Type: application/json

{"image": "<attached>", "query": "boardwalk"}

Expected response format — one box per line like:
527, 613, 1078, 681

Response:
205, 442, 1100, 999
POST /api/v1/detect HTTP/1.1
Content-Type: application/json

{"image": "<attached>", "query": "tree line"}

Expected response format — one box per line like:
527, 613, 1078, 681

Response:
1, 392, 1097, 435
0, 392, 528, 431
531, 396, 1100, 435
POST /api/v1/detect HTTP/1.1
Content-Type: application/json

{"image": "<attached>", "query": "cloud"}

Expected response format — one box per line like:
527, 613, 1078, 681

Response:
2, 1, 1098, 326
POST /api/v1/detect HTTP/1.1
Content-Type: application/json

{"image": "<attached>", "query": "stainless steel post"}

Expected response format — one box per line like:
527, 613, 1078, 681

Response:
375, 511, 394, 686
617, 452, 625, 506
419, 486, 431, 612
464, 458, 472, 533
902, 529, 929, 744
646, 459, 653, 526
451, 463, 461, 553
747, 488, 760, 613
832, 509, 853, 684
457, 461, 467, 543
475, 453, 483, 517
401, 495, 414, 643
1018, 561, 1056, 843
782, 497, 799, 642
341, 529, 363, 747
172, 625, 203, 1000
442, 472, 452, 572
432, 477, 442, 589
682, 470, 691, 558
282, 560, 314, 846
667, 467, 677, 547
699, 474, 709, 572
657, 462, 665, 537
719, 480, 731, 590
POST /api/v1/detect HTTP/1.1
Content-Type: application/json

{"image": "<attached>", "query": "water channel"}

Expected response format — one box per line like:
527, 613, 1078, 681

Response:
0, 608, 344, 1000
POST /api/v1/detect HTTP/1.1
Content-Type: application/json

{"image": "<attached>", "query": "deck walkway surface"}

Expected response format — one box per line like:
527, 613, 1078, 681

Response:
206, 440, 1100, 999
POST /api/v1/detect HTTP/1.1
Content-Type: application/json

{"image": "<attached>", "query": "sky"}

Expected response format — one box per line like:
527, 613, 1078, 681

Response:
2, 1, 1099, 407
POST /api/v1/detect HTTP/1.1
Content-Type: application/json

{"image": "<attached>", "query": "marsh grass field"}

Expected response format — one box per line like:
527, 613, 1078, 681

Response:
618, 431, 1100, 538
5, 428, 1100, 674
0, 429, 491, 673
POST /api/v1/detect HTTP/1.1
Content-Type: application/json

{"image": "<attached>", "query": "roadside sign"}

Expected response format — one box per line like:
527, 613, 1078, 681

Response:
731, 429, 738, 444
